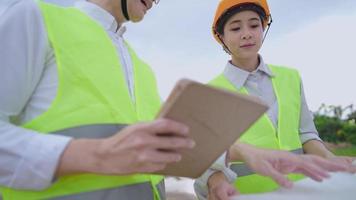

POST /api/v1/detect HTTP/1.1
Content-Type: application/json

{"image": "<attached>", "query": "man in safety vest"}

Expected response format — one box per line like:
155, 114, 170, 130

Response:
0, 0, 195, 199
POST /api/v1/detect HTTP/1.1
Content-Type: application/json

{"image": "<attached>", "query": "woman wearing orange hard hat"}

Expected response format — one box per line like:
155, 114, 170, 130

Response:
194, 0, 356, 199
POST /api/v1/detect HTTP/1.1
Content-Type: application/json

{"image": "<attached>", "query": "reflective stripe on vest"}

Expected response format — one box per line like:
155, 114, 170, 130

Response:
2, 1, 163, 200
51, 181, 165, 200
209, 65, 304, 194
53, 124, 127, 138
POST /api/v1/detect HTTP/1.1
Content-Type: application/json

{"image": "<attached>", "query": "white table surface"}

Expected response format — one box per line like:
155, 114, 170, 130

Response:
232, 172, 356, 200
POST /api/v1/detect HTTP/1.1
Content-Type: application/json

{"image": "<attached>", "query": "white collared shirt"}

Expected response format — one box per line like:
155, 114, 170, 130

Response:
0, 0, 135, 189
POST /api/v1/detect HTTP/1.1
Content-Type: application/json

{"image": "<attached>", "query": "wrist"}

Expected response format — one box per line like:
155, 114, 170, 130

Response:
56, 138, 103, 176
231, 142, 257, 162
324, 151, 337, 159
208, 171, 227, 189
303, 140, 335, 159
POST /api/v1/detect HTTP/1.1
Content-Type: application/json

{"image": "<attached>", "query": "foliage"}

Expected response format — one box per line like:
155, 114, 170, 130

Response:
332, 146, 356, 157
314, 104, 356, 145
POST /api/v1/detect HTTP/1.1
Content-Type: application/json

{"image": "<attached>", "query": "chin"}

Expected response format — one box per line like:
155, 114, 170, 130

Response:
237, 52, 258, 59
130, 14, 145, 22
130, 17, 143, 23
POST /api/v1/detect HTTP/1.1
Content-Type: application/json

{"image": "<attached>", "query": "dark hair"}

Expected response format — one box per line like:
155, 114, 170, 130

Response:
216, 3, 267, 35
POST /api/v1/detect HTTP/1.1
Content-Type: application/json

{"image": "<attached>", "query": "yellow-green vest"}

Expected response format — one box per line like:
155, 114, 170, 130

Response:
2, 2, 164, 200
209, 65, 304, 194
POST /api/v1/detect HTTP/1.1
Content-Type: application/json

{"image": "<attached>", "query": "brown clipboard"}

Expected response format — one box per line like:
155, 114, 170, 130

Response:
154, 79, 268, 178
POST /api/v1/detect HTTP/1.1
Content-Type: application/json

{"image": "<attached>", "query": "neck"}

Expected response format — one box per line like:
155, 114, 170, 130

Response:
88, 0, 127, 25
231, 55, 260, 72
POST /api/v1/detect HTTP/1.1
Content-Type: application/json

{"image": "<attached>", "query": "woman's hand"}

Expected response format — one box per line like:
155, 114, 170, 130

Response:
326, 155, 356, 173
230, 142, 348, 188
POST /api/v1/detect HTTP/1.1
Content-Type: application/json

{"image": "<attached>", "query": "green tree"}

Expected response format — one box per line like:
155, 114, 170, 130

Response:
347, 111, 356, 121
314, 115, 343, 143
314, 104, 356, 144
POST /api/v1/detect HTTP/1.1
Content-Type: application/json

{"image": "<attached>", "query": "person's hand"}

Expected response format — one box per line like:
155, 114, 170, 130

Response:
230, 143, 348, 188
208, 181, 236, 200
326, 155, 356, 173
208, 172, 238, 200
96, 119, 196, 174
57, 119, 195, 176
302, 140, 356, 173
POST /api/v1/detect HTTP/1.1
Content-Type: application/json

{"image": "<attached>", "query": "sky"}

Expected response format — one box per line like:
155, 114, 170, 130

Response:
46, 0, 356, 111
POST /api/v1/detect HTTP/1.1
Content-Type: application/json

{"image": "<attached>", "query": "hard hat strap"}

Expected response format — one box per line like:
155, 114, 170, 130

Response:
262, 15, 273, 43
121, 0, 130, 21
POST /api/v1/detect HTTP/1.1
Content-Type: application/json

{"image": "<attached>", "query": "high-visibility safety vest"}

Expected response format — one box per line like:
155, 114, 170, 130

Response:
1, 2, 164, 200
209, 65, 305, 194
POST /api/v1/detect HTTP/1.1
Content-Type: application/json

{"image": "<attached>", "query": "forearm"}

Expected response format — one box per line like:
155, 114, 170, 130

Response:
303, 139, 334, 158
0, 121, 71, 190
229, 142, 256, 162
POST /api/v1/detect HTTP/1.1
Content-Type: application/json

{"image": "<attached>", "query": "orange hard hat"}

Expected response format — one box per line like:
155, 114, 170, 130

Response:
212, 0, 272, 45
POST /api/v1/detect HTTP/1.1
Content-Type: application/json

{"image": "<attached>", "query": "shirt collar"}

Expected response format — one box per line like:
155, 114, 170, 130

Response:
223, 56, 274, 89
74, 1, 126, 36
257, 56, 274, 77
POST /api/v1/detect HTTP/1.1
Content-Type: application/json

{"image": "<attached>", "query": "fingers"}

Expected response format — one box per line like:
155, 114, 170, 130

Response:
145, 118, 190, 137
132, 150, 185, 173
309, 155, 348, 172
342, 157, 356, 173
331, 156, 352, 165
348, 159, 356, 173
297, 168, 325, 182
227, 186, 239, 196
126, 119, 195, 150
209, 182, 237, 200
348, 162, 356, 174
264, 163, 293, 188
129, 131, 195, 152
296, 157, 330, 182
139, 149, 183, 164
349, 165, 356, 174
330, 156, 356, 173
150, 134, 196, 150
215, 189, 230, 200
138, 119, 195, 151
107, 119, 195, 175
352, 159, 356, 166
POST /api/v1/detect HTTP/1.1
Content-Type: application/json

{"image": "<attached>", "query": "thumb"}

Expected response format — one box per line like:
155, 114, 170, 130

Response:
227, 187, 238, 196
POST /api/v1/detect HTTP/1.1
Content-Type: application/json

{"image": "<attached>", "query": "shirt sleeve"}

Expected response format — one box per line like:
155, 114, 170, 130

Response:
194, 152, 237, 200
299, 81, 322, 144
0, 0, 71, 190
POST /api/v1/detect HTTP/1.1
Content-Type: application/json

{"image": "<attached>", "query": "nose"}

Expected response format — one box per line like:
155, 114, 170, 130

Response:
145, 0, 153, 9
241, 29, 252, 40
